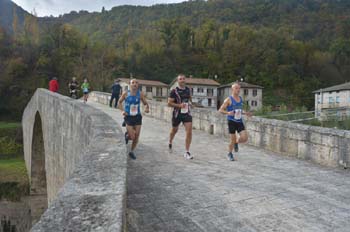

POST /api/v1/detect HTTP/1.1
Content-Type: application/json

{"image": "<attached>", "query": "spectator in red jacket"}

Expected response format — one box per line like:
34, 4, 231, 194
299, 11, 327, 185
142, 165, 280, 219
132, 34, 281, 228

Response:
49, 77, 59, 92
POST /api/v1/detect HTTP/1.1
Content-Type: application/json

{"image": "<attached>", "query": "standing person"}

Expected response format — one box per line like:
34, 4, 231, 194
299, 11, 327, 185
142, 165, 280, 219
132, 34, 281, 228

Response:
168, 74, 193, 160
110, 79, 121, 108
49, 77, 59, 92
81, 78, 90, 103
118, 79, 149, 160
218, 82, 252, 161
68, 77, 79, 98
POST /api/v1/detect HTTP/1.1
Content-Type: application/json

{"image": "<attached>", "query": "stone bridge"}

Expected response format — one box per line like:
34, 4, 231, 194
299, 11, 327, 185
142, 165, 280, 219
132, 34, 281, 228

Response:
22, 89, 350, 232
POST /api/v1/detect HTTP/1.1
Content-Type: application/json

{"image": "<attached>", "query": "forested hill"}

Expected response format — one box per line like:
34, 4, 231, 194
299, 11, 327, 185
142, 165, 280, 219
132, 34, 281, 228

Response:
1, 0, 350, 119
44, 0, 350, 49
0, 0, 29, 33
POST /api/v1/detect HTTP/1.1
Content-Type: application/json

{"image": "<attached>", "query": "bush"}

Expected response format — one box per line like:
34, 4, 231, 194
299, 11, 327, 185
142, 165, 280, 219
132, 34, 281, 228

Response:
0, 137, 22, 155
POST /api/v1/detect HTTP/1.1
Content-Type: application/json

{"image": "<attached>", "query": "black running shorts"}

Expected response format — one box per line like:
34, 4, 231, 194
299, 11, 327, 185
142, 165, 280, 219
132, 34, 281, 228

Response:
227, 120, 245, 134
172, 114, 192, 127
125, 115, 142, 126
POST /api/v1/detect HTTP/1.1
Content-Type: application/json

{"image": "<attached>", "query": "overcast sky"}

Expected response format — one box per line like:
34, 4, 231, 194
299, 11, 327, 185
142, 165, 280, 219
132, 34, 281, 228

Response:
12, 0, 188, 17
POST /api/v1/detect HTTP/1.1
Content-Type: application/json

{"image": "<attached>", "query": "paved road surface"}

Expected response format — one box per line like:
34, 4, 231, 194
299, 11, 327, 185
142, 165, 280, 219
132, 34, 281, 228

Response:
90, 101, 350, 232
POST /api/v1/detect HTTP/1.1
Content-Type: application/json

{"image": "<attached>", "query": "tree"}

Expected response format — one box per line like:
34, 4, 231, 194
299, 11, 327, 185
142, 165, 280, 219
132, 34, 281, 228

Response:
157, 19, 177, 50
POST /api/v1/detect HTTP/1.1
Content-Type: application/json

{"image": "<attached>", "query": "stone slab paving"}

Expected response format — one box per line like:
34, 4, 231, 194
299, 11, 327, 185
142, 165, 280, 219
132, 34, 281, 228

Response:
89, 102, 350, 232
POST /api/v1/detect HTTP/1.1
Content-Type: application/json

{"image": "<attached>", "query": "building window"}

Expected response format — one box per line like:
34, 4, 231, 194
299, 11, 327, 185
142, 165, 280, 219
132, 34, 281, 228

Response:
246, 101, 249, 106
208, 98, 212, 107
191, 88, 194, 95
156, 87, 162, 96
146, 86, 152, 92
253, 89, 257, 97
329, 97, 334, 103
251, 101, 257, 106
207, 88, 213, 97
198, 88, 204, 93
336, 96, 340, 103
244, 89, 249, 96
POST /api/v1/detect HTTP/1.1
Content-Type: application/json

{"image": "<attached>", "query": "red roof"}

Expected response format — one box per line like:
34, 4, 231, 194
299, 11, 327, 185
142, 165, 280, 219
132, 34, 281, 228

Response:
118, 78, 168, 87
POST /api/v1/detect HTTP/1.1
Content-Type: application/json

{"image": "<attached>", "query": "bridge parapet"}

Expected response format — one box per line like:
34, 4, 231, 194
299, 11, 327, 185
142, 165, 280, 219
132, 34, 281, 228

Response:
23, 89, 127, 231
91, 91, 349, 168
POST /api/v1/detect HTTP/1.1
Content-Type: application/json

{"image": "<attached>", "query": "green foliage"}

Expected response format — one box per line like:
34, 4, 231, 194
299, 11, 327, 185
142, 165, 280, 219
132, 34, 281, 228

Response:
0, 122, 20, 129
0, 181, 29, 201
0, 157, 29, 201
2, 0, 350, 119
0, 137, 22, 155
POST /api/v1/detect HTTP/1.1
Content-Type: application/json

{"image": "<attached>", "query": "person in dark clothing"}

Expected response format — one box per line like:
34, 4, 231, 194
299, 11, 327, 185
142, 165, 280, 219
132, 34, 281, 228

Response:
168, 74, 194, 160
110, 79, 121, 108
68, 77, 79, 98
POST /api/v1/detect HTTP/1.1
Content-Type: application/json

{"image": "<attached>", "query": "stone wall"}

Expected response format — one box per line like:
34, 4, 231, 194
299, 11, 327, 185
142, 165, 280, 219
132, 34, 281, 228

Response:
90, 91, 350, 168
22, 89, 127, 232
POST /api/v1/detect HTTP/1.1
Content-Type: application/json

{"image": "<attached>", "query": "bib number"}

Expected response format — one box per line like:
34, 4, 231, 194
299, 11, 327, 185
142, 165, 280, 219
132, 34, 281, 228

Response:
181, 103, 189, 114
234, 109, 242, 120
130, 104, 138, 116
83, 88, 88, 92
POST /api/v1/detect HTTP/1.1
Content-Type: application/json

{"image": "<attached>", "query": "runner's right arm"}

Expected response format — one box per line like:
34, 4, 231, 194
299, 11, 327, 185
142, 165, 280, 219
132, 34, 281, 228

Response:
219, 98, 234, 116
118, 92, 128, 115
167, 89, 184, 108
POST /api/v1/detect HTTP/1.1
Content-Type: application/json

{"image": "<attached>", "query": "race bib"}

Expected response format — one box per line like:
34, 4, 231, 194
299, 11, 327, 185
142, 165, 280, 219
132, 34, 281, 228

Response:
234, 109, 242, 120
130, 104, 139, 116
181, 103, 189, 114
83, 88, 88, 92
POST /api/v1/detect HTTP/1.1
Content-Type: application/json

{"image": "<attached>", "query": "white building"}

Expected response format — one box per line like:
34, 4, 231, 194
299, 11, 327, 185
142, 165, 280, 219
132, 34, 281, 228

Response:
118, 78, 168, 102
169, 77, 220, 108
217, 82, 263, 111
313, 82, 350, 120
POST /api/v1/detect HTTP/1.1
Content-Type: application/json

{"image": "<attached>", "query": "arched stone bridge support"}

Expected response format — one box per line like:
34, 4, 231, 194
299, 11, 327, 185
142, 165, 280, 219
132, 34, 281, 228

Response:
22, 89, 127, 231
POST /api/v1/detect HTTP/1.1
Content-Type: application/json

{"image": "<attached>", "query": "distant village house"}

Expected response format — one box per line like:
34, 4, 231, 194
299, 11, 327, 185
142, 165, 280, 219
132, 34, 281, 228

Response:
217, 82, 263, 111
118, 78, 168, 102
313, 82, 350, 120
170, 77, 220, 108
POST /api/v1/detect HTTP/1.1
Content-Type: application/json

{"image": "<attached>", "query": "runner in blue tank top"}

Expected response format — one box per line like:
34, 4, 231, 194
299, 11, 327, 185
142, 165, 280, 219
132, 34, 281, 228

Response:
118, 79, 149, 159
219, 82, 252, 161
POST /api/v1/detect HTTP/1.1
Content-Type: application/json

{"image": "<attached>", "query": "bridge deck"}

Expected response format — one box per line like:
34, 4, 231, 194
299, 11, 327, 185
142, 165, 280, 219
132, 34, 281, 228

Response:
90, 102, 350, 232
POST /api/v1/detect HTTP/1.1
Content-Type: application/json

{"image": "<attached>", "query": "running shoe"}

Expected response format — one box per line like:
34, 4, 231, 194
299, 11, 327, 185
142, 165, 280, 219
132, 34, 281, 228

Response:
169, 143, 172, 150
129, 151, 136, 160
227, 152, 235, 161
184, 152, 193, 160
125, 132, 129, 144
234, 143, 239, 152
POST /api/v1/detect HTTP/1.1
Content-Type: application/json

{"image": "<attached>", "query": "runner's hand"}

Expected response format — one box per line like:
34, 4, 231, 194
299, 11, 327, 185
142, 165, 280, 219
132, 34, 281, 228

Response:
145, 108, 149, 113
227, 111, 235, 116
122, 111, 128, 116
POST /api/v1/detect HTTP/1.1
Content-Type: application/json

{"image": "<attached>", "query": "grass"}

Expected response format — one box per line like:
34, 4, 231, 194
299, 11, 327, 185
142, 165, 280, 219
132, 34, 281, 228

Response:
0, 156, 29, 201
0, 121, 29, 201
0, 121, 21, 129
0, 156, 28, 183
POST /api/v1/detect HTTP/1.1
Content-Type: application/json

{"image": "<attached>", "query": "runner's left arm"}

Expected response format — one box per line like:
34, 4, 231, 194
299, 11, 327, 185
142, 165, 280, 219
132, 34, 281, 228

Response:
141, 92, 150, 113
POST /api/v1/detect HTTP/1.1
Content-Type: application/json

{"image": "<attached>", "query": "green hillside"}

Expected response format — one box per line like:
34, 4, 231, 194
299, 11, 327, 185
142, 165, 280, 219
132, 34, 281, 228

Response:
1, 0, 350, 119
